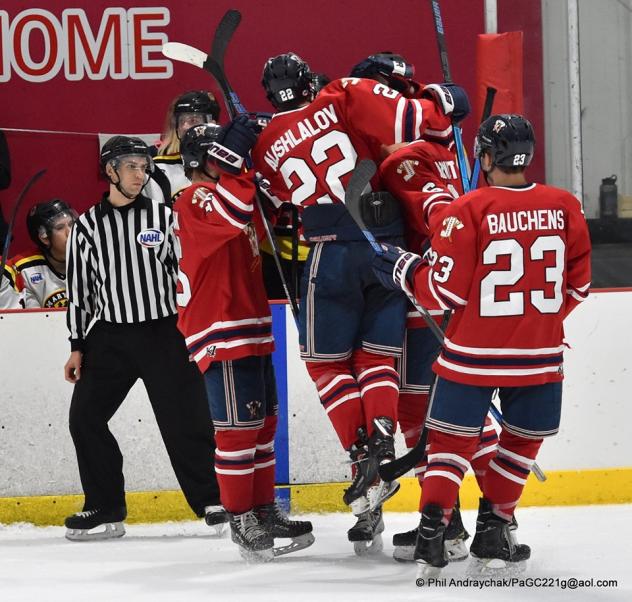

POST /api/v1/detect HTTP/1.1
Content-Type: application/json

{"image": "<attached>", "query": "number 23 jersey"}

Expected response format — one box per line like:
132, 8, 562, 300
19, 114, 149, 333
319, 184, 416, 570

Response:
409, 183, 592, 387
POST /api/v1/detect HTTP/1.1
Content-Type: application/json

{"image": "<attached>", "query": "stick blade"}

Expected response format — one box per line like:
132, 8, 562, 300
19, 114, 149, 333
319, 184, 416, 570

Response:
211, 9, 242, 66
344, 159, 376, 220
162, 42, 207, 68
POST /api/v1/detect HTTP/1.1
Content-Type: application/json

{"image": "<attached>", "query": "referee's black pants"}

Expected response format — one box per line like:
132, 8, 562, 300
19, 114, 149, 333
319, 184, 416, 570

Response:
68, 315, 220, 517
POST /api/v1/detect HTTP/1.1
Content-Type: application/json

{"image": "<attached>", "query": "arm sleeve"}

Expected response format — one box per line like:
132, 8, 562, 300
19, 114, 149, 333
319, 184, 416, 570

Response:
564, 200, 592, 317
66, 224, 94, 351
409, 201, 478, 311
342, 79, 453, 155
380, 147, 456, 240
182, 173, 256, 258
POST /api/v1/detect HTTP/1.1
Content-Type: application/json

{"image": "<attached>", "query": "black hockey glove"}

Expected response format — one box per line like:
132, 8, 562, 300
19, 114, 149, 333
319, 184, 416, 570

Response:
372, 242, 422, 294
208, 115, 260, 175
422, 83, 471, 123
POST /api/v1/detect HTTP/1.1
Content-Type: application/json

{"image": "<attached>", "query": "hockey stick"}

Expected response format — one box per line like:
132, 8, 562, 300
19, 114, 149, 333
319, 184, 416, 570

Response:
0, 169, 46, 282
345, 160, 546, 483
162, 26, 300, 322
345, 160, 447, 347
469, 86, 497, 190
428, 0, 471, 194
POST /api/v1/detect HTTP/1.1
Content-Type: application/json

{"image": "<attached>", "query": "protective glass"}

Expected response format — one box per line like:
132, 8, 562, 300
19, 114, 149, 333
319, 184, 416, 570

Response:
177, 113, 214, 135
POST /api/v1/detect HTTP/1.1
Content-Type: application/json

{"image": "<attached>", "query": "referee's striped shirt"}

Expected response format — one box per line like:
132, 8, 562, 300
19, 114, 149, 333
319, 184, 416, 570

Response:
66, 193, 177, 351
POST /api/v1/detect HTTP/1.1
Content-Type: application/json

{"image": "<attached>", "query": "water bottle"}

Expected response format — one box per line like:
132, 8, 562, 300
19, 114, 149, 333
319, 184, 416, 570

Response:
599, 175, 618, 219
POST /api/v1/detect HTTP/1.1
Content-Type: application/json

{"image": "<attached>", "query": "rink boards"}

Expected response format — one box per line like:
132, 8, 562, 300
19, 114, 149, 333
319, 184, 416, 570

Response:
0, 290, 631, 524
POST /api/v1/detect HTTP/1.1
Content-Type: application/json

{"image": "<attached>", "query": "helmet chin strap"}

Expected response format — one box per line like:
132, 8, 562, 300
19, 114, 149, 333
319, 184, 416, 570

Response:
110, 168, 148, 200
202, 166, 219, 182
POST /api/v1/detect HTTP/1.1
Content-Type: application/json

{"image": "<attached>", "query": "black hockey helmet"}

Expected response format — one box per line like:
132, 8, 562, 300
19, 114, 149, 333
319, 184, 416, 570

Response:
474, 114, 535, 168
310, 72, 331, 96
180, 123, 222, 171
261, 52, 313, 110
100, 136, 152, 170
27, 199, 77, 249
174, 90, 220, 121
349, 52, 415, 93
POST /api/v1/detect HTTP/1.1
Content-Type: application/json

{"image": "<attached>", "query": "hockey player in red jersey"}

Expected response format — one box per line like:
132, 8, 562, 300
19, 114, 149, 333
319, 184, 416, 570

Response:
252, 51, 470, 553
373, 114, 591, 573
173, 120, 314, 562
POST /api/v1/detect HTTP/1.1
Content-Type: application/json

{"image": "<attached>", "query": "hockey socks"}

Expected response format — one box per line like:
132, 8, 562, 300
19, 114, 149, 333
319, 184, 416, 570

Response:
483, 429, 542, 521
352, 349, 399, 432
252, 415, 277, 508
305, 359, 365, 449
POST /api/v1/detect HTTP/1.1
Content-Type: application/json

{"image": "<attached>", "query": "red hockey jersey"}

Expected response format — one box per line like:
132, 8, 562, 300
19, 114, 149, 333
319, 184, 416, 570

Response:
408, 183, 591, 386
173, 174, 274, 372
252, 78, 453, 209
380, 139, 462, 329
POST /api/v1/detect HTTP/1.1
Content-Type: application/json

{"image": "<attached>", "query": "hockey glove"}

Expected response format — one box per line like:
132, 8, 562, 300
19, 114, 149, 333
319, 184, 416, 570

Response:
422, 83, 471, 123
208, 115, 260, 175
372, 242, 422, 295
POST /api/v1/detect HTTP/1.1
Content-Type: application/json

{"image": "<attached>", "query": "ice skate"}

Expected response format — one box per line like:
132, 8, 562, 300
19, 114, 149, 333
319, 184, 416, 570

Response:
347, 506, 384, 556
229, 510, 274, 563
204, 504, 228, 537
342, 428, 373, 515
414, 504, 448, 577
365, 417, 400, 511
255, 502, 315, 557
468, 498, 530, 573
64, 507, 127, 541
443, 502, 469, 561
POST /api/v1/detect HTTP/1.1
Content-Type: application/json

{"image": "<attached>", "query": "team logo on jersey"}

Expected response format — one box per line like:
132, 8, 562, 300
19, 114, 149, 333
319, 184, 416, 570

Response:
193, 188, 214, 213
30, 272, 43, 284
440, 216, 464, 241
137, 228, 165, 248
493, 119, 507, 133
205, 345, 217, 358
246, 399, 262, 419
396, 159, 419, 182
44, 290, 68, 308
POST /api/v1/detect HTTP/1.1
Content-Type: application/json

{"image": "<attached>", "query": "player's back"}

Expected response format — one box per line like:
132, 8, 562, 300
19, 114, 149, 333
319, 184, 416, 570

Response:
381, 139, 461, 251
253, 78, 441, 211
432, 183, 591, 386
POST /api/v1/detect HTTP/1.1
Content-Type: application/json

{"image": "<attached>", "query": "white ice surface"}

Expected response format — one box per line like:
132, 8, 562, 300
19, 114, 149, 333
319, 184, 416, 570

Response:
0, 505, 630, 602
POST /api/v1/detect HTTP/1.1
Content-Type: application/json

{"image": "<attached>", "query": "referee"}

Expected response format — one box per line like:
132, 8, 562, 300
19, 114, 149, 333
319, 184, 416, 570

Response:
63, 135, 225, 540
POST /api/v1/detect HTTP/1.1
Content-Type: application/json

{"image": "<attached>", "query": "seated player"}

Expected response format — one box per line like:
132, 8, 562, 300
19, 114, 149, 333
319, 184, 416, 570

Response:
173, 120, 314, 562
145, 90, 221, 204
12, 200, 76, 308
0, 261, 20, 309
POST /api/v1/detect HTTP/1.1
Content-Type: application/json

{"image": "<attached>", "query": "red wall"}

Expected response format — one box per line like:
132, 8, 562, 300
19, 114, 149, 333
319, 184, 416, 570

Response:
0, 0, 543, 255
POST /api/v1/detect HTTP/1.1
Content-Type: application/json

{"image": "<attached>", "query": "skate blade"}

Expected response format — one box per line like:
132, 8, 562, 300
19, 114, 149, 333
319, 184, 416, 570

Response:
393, 545, 415, 563
273, 533, 315, 557
210, 521, 228, 538
445, 538, 469, 562
415, 560, 444, 579
65, 522, 125, 541
367, 479, 400, 511
466, 556, 527, 577
238, 546, 275, 563
353, 533, 383, 557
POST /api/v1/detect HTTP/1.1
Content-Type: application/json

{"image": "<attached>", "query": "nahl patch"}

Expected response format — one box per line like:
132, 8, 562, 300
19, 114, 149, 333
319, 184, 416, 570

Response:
440, 216, 464, 241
